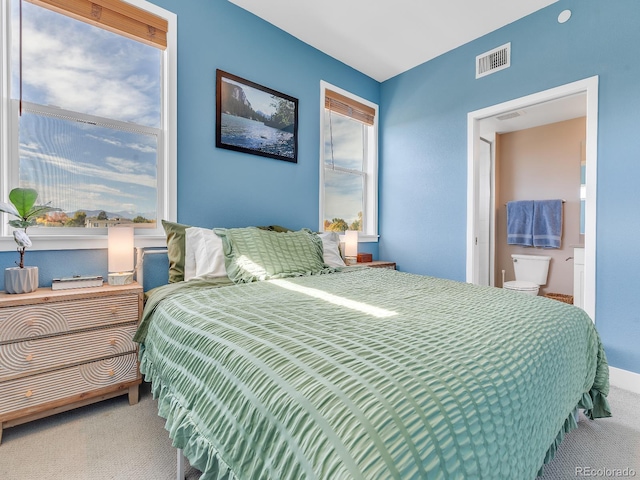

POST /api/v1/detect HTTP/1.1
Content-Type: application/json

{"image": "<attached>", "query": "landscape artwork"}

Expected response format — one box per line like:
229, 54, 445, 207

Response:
216, 70, 298, 163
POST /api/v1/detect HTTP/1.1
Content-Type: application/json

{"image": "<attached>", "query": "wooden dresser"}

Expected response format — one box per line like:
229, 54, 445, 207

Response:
0, 283, 143, 444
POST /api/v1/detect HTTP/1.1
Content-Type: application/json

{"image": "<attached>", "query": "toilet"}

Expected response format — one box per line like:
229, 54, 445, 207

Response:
503, 254, 551, 296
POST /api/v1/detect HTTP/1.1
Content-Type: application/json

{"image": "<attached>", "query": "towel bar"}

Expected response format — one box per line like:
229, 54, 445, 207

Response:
504, 199, 565, 206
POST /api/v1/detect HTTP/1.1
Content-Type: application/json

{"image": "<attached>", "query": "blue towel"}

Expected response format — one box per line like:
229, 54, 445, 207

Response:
507, 200, 534, 246
533, 200, 563, 248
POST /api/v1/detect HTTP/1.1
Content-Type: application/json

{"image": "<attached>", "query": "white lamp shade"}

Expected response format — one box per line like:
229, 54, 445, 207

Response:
344, 230, 358, 257
108, 227, 134, 273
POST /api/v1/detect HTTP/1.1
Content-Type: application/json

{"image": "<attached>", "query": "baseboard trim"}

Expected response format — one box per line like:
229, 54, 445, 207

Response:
609, 366, 640, 395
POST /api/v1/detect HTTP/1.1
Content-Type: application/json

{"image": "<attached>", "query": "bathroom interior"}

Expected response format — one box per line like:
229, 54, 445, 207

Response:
495, 114, 586, 305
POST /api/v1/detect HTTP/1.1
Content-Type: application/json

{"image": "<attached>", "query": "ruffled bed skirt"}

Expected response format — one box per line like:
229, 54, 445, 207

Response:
537, 389, 611, 477
141, 351, 239, 480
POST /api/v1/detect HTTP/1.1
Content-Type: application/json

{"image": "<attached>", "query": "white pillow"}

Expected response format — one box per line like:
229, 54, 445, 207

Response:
185, 227, 227, 279
184, 228, 198, 281
318, 232, 346, 267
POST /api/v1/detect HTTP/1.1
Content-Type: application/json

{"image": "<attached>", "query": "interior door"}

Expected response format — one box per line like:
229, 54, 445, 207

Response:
475, 138, 492, 286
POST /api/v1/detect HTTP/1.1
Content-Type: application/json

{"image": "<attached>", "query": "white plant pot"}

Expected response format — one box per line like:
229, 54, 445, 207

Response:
5, 266, 39, 294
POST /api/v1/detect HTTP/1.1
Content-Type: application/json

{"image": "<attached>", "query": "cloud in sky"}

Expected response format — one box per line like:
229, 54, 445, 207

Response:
17, 2, 161, 128
324, 169, 363, 224
20, 147, 157, 190
19, 116, 157, 214
324, 113, 364, 171
11, 1, 161, 218
86, 134, 156, 154
224, 78, 279, 116
105, 156, 155, 175
323, 113, 366, 223
20, 177, 150, 215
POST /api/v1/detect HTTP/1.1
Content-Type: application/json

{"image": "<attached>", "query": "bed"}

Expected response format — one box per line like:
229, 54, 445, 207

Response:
135, 225, 611, 480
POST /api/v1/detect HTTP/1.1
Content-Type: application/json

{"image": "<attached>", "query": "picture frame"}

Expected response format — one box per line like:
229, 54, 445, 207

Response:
216, 69, 298, 163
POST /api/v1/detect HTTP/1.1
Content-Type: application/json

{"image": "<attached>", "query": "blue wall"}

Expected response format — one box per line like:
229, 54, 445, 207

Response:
3, 0, 637, 375
379, 0, 640, 373
0, 0, 379, 291
150, 0, 380, 230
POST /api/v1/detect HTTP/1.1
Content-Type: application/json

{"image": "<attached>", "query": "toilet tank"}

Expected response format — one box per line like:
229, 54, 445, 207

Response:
511, 254, 551, 285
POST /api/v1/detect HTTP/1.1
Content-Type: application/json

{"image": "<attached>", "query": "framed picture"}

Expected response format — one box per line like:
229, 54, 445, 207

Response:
216, 69, 298, 163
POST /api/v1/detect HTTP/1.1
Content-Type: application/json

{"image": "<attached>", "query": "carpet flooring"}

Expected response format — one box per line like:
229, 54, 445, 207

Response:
0, 383, 638, 479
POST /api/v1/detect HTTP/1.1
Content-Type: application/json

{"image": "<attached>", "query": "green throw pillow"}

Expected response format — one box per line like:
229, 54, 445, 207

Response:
214, 227, 334, 283
161, 220, 190, 283
256, 225, 292, 233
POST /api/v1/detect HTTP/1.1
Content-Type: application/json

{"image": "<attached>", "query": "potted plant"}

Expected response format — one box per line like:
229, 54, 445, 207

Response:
0, 188, 60, 294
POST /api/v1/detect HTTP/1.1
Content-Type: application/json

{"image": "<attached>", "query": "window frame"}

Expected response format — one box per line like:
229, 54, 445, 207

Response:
0, 0, 176, 252
319, 80, 379, 242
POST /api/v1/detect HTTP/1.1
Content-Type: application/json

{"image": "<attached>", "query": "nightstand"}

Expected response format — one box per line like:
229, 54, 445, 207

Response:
0, 283, 143, 444
359, 260, 396, 270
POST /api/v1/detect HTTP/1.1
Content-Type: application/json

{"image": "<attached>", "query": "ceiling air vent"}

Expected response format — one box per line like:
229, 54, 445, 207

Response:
476, 42, 511, 79
496, 110, 525, 121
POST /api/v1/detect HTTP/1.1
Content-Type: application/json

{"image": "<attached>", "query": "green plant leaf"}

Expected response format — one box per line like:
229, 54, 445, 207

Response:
26, 204, 62, 220
9, 219, 36, 229
9, 188, 38, 219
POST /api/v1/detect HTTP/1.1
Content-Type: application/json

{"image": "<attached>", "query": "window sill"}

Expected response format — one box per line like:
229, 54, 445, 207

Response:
336, 233, 379, 243
0, 234, 167, 252
358, 234, 379, 243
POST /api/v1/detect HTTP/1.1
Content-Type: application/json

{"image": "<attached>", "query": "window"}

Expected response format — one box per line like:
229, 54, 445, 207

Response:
0, 0, 176, 250
320, 82, 378, 240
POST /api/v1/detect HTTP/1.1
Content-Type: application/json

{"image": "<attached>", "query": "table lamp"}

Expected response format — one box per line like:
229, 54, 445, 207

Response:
344, 230, 358, 265
108, 226, 134, 285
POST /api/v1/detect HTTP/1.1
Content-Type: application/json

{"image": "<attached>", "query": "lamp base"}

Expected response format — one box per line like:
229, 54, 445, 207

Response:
108, 272, 134, 285
344, 256, 357, 266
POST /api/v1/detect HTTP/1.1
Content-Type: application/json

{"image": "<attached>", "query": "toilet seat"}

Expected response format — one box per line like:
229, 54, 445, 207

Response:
503, 280, 539, 294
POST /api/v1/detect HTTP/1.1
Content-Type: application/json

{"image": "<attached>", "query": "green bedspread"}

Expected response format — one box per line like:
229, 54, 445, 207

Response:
136, 268, 610, 480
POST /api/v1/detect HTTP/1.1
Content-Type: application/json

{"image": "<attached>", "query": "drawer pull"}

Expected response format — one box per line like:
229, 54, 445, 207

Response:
109, 339, 117, 346
108, 369, 115, 377
25, 390, 33, 398
110, 307, 118, 315
26, 319, 35, 327
25, 353, 34, 362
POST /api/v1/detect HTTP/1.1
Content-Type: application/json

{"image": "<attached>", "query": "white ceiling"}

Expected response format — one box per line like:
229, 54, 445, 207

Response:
479, 93, 587, 137
229, 0, 559, 82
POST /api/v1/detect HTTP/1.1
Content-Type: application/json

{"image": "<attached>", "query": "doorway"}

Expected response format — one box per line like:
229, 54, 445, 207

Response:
466, 76, 599, 322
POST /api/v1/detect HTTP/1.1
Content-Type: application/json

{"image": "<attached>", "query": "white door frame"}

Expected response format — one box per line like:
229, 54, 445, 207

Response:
466, 76, 599, 322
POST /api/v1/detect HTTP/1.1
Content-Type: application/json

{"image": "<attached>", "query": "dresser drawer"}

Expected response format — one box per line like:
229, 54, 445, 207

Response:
0, 324, 138, 382
0, 293, 140, 344
0, 353, 139, 418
